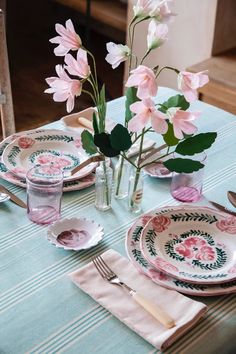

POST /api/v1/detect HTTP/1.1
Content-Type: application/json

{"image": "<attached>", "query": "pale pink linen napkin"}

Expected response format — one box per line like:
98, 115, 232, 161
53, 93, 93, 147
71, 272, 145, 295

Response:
69, 249, 207, 351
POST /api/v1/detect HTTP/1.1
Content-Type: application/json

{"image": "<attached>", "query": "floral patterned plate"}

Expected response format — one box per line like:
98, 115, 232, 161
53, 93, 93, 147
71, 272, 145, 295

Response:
0, 129, 95, 192
141, 151, 172, 178
125, 205, 236, 296
47, 217, 104, 251
140, 207, 236, 284
2, 130, 98, 182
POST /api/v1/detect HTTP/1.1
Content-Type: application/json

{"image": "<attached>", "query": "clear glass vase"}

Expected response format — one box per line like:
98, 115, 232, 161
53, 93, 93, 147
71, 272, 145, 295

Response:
128, 167, 144, 213
114, 156, 129, 199
95, 159, 113, 211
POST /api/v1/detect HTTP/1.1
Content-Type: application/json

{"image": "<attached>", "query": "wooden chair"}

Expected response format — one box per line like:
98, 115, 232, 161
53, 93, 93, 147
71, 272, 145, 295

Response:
0, 8, 15, 139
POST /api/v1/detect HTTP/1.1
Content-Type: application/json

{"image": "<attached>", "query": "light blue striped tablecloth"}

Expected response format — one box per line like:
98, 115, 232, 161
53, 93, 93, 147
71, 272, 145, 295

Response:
0, 87, 236, 354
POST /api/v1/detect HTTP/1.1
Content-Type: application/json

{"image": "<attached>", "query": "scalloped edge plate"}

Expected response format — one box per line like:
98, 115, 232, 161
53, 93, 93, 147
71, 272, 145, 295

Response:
140, 207, 236, 284
125, 205, 236, 296
47, 217, 104, 251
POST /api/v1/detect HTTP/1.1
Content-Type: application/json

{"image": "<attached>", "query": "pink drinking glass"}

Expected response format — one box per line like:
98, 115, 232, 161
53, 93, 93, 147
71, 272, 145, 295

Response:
170, 153, 206, 203
26, 164, 63, 224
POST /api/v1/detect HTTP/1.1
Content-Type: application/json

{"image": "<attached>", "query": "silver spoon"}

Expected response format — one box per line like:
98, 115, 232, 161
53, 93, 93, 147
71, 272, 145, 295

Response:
227, 191, 236, 208
0, 192, 10, 203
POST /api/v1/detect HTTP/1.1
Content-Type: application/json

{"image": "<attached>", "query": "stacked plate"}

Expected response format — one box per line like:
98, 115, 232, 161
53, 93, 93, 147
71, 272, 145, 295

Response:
0, 129, 97, 192
126, 205, 236, 296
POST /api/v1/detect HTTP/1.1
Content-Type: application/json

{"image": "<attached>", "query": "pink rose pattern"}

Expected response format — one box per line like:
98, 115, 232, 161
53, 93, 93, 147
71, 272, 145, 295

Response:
216, 216, 236, 234
175, 236, 216, 262
18, 137, 35, 149
152, 257, 179, 273
151, 215, 171, 232
74, 138, 82, 148
37, 154, 71, 169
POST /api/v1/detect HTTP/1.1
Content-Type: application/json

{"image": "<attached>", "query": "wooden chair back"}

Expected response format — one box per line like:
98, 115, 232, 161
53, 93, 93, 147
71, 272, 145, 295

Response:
0, 8, 15, 139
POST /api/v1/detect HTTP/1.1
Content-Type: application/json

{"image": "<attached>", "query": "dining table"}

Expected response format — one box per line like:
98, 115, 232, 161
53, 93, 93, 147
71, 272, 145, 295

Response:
0, 87, 236, 354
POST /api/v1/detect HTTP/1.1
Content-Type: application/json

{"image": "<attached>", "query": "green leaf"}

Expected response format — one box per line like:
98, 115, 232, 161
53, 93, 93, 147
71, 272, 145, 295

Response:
97, 84, 106, 132
110, 124, 132, 151
175, 132, 217, 156
94, 132, 120, 157
163, 158, 204, 173
125, 87, 139, 123
163, 122, 179, 146
159, 94, 190, 113
81, 130, 98, 155
92, 112, 99, 134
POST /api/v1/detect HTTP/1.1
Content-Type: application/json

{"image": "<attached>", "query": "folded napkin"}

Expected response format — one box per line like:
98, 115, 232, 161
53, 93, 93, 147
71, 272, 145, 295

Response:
69, 249, 207, 351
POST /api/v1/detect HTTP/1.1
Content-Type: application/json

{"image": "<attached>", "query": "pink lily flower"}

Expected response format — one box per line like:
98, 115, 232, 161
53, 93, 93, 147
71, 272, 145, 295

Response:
128, 98, 168, 133
147, 20, 168, 50
178, 70, 209, 102
65, 48, 91, 79
50, 19, 81, 56
167, 108, 201, 139
45, 65, 82, 113
125, 65, 158, 99
105, 42, 131, 69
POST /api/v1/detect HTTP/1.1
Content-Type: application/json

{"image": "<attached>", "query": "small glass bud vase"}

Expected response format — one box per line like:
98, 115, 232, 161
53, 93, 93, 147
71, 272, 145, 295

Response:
114, 156, 130, 199
95, 159, 113, 211
128, 167, 144, 213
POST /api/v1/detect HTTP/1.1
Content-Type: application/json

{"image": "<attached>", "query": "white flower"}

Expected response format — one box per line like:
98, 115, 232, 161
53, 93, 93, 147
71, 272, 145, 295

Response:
105, 42, 131, 69
149, 0, 176, 23
133, 0, 153, 18
147, 20, 168, 50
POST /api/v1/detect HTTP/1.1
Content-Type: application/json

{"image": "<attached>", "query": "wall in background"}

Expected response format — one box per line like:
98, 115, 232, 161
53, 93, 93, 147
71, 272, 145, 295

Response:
125, 0, 218, 89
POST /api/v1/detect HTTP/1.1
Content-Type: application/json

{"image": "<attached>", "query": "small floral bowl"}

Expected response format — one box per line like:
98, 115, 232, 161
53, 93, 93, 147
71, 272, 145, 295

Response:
47, 217, 104, 251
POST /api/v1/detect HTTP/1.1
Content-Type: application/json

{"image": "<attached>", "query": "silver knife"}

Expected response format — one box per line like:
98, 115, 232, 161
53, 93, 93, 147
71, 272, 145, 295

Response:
227, 191, 236, 208
209, 201, 236, 217
0, 185, 27, 208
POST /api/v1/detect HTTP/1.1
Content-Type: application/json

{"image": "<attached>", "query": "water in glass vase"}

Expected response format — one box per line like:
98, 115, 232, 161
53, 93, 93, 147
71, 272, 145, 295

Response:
95, 159, 113, 211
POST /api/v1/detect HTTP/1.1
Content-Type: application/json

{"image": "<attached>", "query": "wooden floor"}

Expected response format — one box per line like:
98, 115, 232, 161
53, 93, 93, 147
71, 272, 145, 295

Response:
2, 0, 125, 137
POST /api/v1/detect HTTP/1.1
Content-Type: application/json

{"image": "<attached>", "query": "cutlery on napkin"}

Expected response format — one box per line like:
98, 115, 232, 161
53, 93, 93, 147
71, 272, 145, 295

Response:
69, 249, 207, 351
93, 255, 175, 329
0, 184, 27, 208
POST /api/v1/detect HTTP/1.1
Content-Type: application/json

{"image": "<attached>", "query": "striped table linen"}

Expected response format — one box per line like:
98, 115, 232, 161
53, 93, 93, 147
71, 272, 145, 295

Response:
0, 87, 235, 354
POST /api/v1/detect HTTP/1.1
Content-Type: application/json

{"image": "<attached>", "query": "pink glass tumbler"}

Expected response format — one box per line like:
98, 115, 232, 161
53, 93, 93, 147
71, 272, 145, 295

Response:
170, 153, 206, 203
26, 164, 63, 224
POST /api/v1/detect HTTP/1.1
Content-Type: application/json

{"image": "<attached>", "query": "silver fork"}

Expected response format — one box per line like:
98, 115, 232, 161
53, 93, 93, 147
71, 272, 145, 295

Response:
92, 255, 175, 329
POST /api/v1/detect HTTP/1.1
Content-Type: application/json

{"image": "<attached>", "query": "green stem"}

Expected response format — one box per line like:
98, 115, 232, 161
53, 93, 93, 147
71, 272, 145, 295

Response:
137, 128, 145, 168
115, 156, 125, 197
140, 49, 151, 65
102, 159, 110, 206
120, 153, 137, 168
156, 66, 180, 78
141, 151, 173, 168
82, 89, 96, 105
130, 167, 141, 209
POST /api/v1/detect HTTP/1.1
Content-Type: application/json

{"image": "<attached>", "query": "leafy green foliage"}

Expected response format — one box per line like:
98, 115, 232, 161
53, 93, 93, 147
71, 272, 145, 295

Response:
175, 132, 217, 156
163, 122, 179, 146
110, 124, 132, 151
92, 112, 99, 134
94, 132, 120, 157
163, 158, 204, 173
81, 130, 98, 155
159, 94, 190, 113
97, 84, 107, 133
125, 87, 139, 123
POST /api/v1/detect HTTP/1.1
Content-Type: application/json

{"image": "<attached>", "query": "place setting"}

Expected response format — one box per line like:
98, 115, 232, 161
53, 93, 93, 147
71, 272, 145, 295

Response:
1, 1, 236, 352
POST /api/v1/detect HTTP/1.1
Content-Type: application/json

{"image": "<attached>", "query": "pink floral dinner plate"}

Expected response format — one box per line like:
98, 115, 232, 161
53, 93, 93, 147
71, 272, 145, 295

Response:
0, 129, 95, 192
47, 217, 104, 251
2, 130, 98, 182
140, 207, 236, 285
125, 205, 236, 296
